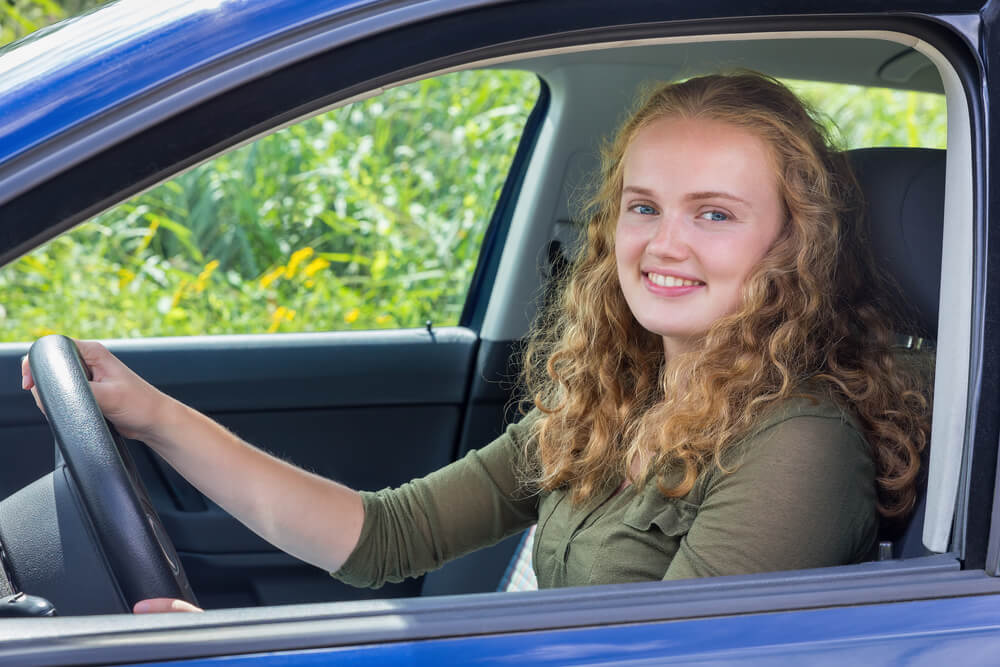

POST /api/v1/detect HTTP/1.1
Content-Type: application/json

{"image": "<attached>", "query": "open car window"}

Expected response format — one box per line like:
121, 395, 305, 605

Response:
0, 70, 540, 340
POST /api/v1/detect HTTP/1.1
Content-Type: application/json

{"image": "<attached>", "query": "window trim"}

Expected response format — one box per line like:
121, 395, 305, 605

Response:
0, 555, 986, 666
0, 10, 982, 561
460, 75, 550, 330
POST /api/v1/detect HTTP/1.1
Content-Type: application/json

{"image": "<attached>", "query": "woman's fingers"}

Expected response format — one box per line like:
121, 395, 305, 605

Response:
21, 339, 114, 416
20, 354, 34, 390
21, 338, 102, 390
21, 337, 164, 441
73, 339, 118, 381
20, 355, 44, 414
133, 598, 203, 614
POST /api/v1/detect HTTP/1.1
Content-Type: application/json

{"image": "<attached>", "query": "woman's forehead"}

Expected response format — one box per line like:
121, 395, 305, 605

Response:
621, 117, 780, 200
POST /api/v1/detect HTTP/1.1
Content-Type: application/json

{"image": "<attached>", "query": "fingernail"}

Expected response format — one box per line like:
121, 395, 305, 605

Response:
21, 376, 27, 390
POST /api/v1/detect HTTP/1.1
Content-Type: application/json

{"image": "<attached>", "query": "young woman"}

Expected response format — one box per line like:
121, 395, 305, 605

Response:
22, 72, 930, 612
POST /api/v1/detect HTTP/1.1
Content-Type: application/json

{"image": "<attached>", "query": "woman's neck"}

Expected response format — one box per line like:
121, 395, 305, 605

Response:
662, 334, 698, 359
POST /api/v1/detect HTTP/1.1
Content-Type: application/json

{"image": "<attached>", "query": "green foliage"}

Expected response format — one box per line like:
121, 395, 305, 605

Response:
0, 0, 109, 46
787, 79, 947, 149
0, 70, 541, 339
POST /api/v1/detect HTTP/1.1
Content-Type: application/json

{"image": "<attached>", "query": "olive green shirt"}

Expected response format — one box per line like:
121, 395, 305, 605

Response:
333, 396, 877, 588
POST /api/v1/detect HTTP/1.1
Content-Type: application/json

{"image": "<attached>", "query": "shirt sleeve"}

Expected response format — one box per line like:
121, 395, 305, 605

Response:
333, 412, 540, 588
663, 413, 878, 580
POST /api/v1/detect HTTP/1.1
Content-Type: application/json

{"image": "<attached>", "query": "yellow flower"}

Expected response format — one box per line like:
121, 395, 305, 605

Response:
267, 306, 296, 333
117, 268, 136, 289
344, 308, 360, 324
285, 247, 314, 279
267, 306, 287, 333
303, 257, 330, 278
259, 267, 284, 289
375, 314, 391, 325
136, 218, 161, 253
169, 280, 190, 308
193, 260, 219, 293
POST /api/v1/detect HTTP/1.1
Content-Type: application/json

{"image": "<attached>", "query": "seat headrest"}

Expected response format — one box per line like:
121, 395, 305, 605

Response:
847, 148, 945, 339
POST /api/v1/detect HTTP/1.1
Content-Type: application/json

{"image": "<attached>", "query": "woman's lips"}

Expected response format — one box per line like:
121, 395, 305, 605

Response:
643, 271, 705, 296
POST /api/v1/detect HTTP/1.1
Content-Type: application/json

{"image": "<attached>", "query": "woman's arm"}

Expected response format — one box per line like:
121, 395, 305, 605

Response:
22, 340, 364, 574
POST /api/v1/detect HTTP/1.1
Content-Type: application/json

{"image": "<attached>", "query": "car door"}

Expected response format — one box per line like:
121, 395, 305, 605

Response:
0, 37, 547, 609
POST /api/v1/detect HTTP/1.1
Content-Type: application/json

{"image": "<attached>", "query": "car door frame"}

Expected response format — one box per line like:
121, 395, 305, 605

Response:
0, 0, 996, 664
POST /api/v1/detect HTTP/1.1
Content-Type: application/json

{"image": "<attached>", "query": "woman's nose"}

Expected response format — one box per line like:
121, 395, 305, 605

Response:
646, 213, 690, 259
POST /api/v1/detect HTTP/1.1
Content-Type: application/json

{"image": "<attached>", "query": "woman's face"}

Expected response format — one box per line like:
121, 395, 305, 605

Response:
615, 116, 785, 356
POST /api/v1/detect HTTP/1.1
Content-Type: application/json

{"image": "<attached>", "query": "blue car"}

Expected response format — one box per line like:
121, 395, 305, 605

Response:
0, 0, 996, 664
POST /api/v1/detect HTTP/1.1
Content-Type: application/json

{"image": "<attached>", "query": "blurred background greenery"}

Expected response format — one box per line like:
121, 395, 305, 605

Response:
1, 0, 109, 44
0, 2, 948, 341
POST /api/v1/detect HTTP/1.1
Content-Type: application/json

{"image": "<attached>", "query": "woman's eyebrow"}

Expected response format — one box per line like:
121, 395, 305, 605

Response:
622, 186, 752, 207
685, 191, 751, 207
622, 186, 657, 197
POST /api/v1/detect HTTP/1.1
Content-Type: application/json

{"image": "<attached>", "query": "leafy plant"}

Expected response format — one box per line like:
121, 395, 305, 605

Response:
0, 0, 109, 47
787, 79, 947, 149
0, 70, 542, 339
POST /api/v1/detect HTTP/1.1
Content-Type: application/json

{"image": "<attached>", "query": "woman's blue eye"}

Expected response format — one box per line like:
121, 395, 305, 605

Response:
633, 204, 657, 215
700, 210, 729, 222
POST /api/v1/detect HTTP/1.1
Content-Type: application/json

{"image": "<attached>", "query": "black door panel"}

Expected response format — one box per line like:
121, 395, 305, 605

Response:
0, 327, 478, 607
153, 404, 462, 554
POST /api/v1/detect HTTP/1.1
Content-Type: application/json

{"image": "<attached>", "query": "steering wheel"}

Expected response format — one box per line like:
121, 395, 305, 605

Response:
0, 335, 197, 614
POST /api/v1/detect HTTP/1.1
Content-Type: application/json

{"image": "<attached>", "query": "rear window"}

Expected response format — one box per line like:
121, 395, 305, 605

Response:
783, 79, 946, 149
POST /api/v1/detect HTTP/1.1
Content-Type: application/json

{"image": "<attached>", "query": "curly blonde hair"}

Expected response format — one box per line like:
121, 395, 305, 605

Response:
522, 72, 930, 518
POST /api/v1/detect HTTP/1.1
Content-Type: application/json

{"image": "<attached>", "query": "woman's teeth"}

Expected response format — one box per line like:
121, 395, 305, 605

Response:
647, 273, 703, 287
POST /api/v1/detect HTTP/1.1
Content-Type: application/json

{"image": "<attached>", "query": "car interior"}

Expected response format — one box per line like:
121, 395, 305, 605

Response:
425, 32, 964, 596
0, 26, 972, 615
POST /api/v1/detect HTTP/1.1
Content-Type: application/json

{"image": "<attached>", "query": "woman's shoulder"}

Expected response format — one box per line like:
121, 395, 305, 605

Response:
746, 390, 865, 443
680, 391, 879, 575
504, 406, 544, 443
715, 390, 872, 480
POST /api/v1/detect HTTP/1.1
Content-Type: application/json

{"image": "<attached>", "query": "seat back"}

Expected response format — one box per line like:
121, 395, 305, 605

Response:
848, 147, 945, 558
848, 148, 944, 338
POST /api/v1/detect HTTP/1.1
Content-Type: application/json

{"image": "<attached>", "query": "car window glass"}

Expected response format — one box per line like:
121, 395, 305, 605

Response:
783, 79, 946, 148
0, 69, 541, 341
